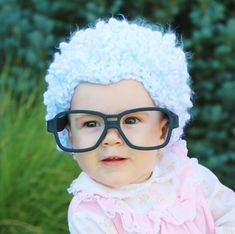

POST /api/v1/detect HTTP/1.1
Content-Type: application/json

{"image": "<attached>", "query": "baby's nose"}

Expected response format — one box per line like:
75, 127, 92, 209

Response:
101, 128, 124, 146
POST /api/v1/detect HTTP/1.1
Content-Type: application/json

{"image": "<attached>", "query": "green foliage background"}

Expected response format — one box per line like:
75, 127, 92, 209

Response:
0, 0, 235, 233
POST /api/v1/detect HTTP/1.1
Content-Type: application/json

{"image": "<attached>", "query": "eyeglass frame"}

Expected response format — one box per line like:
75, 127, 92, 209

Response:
47, 107, 179, 153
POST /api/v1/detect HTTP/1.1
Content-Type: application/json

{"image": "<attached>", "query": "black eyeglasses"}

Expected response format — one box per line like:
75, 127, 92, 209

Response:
47, 107, 179, 153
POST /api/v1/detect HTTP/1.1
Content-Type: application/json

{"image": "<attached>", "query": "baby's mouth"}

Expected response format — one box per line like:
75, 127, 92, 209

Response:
102, 156, 127, 162
100, 156, 129, 165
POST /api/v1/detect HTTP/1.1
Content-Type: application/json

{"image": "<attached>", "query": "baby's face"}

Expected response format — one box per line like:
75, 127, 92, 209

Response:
69, 79, 166, 188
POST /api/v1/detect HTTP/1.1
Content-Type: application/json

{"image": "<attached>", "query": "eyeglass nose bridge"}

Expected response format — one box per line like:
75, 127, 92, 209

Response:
105, 119, 120, 130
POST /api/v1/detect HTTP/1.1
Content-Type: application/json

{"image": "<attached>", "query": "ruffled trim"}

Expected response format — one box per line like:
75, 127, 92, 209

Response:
68, 185, 197, 234
97, 194, 197, 233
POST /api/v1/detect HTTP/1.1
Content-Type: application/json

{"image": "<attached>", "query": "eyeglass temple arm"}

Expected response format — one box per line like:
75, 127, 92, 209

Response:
47, 115, 68, 133
172, 114, 179, 128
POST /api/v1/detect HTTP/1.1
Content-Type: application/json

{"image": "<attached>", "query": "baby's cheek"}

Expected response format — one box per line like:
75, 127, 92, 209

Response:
144, 127, 162, 145
74, 154, 92, 172
136, 153, 157, 171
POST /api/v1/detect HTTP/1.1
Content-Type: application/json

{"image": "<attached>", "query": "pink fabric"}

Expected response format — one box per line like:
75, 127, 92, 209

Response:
68, 188, 215, 233
68, 142, 216, 233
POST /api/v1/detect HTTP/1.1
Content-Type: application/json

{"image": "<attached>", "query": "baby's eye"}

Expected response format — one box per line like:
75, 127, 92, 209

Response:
83, 121, 101, 128
124, 117, 140, 125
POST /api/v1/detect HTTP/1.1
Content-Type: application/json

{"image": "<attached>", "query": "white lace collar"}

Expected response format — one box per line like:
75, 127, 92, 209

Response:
67, 149, 181, 199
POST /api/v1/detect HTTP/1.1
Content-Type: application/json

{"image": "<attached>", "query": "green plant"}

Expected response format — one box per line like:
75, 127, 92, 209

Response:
0, 81, 79, 233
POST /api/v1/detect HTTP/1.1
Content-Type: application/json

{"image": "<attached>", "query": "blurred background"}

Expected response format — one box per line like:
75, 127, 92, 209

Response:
0, 0, 235, 233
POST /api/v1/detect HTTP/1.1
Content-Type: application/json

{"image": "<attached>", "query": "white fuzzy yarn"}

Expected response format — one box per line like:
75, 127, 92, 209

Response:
43, 17, 193, 151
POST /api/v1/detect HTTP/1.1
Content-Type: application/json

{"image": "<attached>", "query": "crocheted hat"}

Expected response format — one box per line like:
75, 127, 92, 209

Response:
43, 17, 193, 151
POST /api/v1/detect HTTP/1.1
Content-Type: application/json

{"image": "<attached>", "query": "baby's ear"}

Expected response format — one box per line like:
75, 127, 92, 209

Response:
66, 126, 73, 145
160, 117, 169, 141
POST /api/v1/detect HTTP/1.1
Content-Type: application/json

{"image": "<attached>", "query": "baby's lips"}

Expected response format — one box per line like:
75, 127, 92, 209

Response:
100, 155, 128, 161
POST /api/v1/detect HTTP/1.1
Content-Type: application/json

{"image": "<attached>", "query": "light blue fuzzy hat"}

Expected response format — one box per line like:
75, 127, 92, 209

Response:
43, 17, 193, 151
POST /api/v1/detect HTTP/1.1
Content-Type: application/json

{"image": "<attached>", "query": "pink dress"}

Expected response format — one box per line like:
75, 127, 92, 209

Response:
67, 143, 235, 234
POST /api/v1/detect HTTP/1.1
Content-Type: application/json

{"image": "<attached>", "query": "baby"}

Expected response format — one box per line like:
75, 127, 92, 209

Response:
44, 17, 235, 233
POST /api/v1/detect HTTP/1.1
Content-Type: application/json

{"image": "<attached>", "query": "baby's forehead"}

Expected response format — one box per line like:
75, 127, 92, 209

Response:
71, 79, 156, 113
